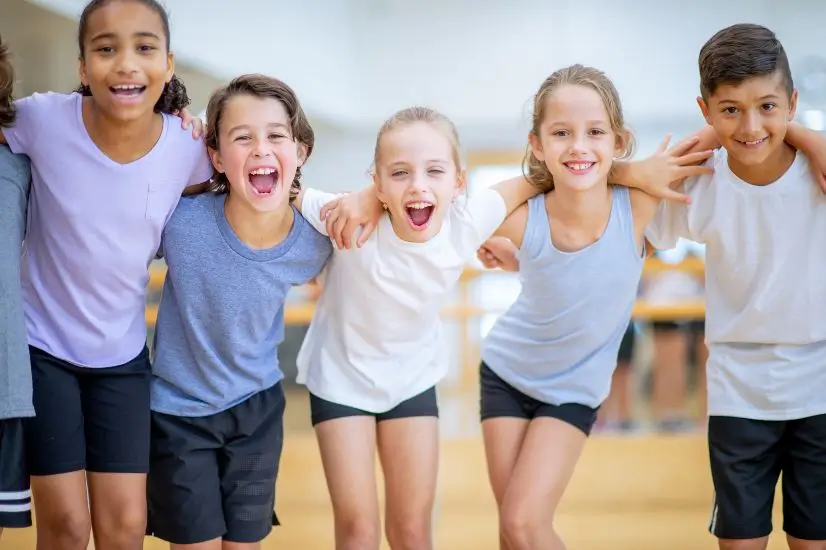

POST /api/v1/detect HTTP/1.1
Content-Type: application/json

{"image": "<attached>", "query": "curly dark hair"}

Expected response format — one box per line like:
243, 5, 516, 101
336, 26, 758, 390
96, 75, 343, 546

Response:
0, 36, 16, 128
73, 0, 190, 114
204, 74, 314, 202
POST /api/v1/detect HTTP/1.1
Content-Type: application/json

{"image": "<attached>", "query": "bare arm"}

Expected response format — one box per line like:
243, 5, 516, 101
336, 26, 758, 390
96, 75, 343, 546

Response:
0, 129, 6, 144
488, 175, 541, 218
785, 122, 826, 192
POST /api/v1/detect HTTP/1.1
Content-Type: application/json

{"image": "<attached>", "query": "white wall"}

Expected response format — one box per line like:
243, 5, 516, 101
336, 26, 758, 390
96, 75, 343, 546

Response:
24, 0, 362, 123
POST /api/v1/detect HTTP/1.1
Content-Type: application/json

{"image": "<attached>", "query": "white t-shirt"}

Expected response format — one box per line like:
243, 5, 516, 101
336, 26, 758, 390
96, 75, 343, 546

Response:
297, 188, 508, 412
646, 148, 826, 421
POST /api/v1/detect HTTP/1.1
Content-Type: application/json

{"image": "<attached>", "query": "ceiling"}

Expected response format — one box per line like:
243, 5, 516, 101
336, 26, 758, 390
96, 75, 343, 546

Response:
16, 0, 826, 149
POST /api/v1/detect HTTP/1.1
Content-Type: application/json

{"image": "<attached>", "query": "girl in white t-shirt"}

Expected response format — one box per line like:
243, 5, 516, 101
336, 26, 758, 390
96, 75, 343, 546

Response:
293, 104, 694, 549
293, 106, 538, 550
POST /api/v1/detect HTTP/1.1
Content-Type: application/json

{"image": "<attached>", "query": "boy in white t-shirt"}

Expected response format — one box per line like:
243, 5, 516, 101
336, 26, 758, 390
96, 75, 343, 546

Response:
646, 23, 826, 549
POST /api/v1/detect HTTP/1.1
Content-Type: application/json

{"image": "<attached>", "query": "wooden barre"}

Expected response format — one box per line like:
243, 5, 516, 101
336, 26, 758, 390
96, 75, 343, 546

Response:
144, 300, 705, 327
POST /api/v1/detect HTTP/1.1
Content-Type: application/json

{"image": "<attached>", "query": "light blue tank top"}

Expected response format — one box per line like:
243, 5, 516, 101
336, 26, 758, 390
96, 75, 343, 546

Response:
480, 186, 643, 408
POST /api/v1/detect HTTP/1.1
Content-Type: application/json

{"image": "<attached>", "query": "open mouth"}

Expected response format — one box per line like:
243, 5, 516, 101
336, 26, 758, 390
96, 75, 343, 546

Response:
109, 84, 146, 100
248, 167, 279, 196
563, 161, 596, 175
735, 137, 768, 148
405, 201, 435, 230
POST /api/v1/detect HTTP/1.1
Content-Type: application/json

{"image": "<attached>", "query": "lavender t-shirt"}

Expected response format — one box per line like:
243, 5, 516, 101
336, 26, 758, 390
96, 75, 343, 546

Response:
3, 92, 213, 368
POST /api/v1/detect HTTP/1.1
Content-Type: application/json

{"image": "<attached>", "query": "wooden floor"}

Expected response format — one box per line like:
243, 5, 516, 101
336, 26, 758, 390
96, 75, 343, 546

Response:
3, 388, 790, 550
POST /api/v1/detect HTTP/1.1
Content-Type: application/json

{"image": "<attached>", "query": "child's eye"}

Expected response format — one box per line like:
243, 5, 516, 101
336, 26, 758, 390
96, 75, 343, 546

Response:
723, 106, 738, 114
234, 135, 250, 142
137, 44, 156, 53
269, 133, 286, 140
391, 170, 407, 177
552, 130, 569, 137
97, 46, 114, 54
589, 129, 607, 136
427, 169, 445, 176
762, 103, 776, 111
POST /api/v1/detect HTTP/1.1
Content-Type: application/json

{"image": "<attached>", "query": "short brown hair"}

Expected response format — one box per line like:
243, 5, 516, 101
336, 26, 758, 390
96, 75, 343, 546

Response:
524, 64, 634, 193
0, 36, 16, 128
699, 24, 793, 99
204, 74, 314, 201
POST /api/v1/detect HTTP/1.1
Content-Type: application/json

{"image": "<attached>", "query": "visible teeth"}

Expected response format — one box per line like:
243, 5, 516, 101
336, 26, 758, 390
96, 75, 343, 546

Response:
113, 85, 142, 90
743, 138, 765, 145
406, 202, 432, 209
567, 162, 593, 171
249, 168, 275, 175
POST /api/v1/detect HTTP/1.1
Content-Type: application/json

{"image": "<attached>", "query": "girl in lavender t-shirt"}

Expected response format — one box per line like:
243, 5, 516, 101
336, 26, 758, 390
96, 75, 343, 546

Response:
0, 0, 210, 548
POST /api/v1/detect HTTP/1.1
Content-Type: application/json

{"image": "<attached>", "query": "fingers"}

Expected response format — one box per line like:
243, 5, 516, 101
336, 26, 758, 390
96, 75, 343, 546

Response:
356, 221, 377, 247
667, 135, 701, 157
676, 164, 715, 179
320, 199, 340, 221
655, 134, 673, 154
659, 187, 692, 204
676, 149, 714, 166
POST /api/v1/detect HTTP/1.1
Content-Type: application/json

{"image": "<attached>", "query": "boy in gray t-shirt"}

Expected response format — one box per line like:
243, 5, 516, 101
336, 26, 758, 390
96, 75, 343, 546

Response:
0, 36, 33, 534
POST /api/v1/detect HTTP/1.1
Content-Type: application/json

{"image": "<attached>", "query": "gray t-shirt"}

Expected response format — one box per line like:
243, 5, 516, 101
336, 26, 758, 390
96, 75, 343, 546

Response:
0, 145, 33, 419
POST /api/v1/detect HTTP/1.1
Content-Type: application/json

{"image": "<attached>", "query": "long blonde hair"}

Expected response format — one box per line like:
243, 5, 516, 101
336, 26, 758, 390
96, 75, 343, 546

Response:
523, 64, 635, 192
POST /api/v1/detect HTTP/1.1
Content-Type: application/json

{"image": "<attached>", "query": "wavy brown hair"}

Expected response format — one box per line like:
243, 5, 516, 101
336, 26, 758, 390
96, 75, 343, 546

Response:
0, 36, 16, 128
204, 74, 314, 201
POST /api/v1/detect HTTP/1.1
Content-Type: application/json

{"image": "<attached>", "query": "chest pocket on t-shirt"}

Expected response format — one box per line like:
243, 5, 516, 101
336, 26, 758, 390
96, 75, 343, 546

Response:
146, 181, 183, 222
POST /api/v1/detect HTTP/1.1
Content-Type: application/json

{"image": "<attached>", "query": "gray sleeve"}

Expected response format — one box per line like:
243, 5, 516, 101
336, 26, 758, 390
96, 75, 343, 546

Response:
0, 146, 31, 239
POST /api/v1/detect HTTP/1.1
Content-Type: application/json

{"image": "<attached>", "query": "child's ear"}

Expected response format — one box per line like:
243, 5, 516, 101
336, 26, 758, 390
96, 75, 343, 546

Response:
208, 148, 223, 174
788, 88, 798, 121
614, 129, 631, 157
296, 142, 309, 167
528, 132, 544, 162
372, 172, 387, 206
454, 169, 467, 198
696, 96, 712, 125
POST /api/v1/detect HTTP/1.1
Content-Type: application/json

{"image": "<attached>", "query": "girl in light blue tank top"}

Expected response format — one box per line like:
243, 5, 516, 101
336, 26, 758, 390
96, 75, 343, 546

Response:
472, 64, 714, 549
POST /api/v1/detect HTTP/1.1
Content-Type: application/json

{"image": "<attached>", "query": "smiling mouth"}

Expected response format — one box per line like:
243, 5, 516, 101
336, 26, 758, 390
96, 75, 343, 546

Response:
736, 137, 768, 148
248, 168, 279, 195
405, 201, 434, 230
109, 84, 146, 98
563, 161, 596, 174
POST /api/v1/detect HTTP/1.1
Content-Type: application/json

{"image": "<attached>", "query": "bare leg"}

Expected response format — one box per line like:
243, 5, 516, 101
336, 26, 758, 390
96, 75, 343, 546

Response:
498, 417, 588, 550
87, 472, 147, 550
31, 472, 92, 550
378, 416, 439, 550
315, 416, 381, 550
482, 417, 530, 550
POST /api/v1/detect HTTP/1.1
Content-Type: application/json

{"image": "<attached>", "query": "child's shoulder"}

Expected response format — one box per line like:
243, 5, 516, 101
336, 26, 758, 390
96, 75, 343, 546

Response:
0, 144, 30, 174
161, 113, 208, 153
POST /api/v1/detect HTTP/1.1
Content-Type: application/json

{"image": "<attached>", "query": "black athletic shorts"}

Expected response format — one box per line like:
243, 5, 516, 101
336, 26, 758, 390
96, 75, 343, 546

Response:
652, 320, 706, 332
23, 345, 151, 476
0, 419, 31, 528
708, 414, 826, 541
147, 382, 285, 545
617, 323, 636, 364
309, 386, 439, 427
479, 362, 599, 436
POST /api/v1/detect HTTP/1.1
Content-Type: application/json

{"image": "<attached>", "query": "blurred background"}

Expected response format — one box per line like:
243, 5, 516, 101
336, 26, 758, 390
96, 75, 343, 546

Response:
1, 1, 824, 548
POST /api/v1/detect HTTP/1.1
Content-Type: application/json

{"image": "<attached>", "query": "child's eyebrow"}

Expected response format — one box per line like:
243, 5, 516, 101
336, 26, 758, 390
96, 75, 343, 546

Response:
227, 122, 291, 134
90, 31, 162, 42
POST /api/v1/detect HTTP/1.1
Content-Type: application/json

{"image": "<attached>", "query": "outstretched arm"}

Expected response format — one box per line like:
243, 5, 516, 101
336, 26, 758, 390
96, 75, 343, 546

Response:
785, 122, 826, 192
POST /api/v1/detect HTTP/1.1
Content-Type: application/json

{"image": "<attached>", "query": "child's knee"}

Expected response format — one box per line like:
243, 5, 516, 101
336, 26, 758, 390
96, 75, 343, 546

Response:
336, 516, 381, 550
41, 511, 91, 550
385, 514, 432, 550
499, 505, 555, 550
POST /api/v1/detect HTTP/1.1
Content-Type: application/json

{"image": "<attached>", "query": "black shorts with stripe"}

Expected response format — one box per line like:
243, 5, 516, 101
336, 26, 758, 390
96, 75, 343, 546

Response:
0, 418, 31, 528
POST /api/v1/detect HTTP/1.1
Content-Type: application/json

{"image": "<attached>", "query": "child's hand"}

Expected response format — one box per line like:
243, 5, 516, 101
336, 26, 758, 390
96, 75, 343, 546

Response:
320, 187, 384, 249
806, 147, 826, 193
174, 108, 204, 139
477, 237, 519, 272
621, 134, 715, 203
